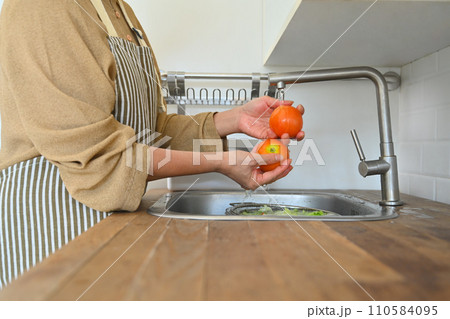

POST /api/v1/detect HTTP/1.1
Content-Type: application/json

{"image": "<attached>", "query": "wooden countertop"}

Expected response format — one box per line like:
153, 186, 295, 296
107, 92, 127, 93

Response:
1, 189, 449, 301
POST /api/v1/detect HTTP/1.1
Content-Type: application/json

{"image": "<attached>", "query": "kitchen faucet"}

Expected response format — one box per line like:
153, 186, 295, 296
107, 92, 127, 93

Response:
269, 67, 403, 206
161, 67, 403, 206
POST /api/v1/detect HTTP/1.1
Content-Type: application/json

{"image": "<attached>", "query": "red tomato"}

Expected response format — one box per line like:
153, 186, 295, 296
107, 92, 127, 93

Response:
257, 139, 289, 172
269, 105, 303, 138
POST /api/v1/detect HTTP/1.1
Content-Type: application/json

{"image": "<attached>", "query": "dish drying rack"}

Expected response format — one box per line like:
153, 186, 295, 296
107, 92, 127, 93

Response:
160, 71, 283, 114
160, 70, 401, 114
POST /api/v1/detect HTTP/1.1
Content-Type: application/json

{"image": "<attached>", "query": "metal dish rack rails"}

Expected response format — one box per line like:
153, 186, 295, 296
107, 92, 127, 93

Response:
160, 70, 401, 114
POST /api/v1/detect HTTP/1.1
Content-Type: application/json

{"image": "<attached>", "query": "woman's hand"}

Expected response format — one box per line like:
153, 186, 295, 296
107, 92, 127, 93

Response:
238, 96, 306, 141
213, 96, 305, 141
218, 150, 293, 190
147, 147, 291, 188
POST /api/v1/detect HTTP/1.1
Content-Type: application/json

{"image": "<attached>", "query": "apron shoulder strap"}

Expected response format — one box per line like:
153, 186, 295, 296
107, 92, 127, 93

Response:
89, 0, 118, 37
117, 0, 149, 47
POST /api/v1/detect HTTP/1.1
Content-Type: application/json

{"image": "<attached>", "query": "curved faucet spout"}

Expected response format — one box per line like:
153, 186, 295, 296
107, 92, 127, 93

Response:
269, 67, 403, 206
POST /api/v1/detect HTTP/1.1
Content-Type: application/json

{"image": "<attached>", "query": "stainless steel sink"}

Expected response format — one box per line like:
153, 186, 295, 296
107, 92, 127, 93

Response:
147, 191, 398, 221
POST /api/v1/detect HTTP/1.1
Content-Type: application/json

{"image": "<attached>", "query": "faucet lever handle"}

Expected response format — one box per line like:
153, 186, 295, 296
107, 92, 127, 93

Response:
350, 129, 366, 161
351, 129, 390, 178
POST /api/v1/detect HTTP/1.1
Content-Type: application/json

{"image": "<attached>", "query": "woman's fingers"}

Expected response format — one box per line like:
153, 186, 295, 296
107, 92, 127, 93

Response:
251, 141, 262, 153
297, 104, 305, 115
262, 96, 294, 109
256, 159, 292, 185
244, 160, 293, 190
280, 133, 290, 145
296, 130, 305, 141
252, 152, 284, 166
278, 165, 293, 179
280, 130, 304, 142
279, 100, 294, 106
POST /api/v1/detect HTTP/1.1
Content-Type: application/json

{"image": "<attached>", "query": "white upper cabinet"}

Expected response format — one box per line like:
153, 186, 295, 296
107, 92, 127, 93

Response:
263, 0, 450, 67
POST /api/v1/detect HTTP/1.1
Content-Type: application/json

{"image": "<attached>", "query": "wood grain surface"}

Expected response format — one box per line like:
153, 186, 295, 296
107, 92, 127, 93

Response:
1, 190, 449, 301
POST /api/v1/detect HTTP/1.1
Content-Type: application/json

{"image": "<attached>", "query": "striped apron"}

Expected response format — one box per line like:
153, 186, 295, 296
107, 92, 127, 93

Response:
0, 0, 161, 289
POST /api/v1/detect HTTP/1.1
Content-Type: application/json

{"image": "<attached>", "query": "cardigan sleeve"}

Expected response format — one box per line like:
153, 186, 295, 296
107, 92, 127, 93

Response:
155, 112, 226, 151
0, 0, 148, 211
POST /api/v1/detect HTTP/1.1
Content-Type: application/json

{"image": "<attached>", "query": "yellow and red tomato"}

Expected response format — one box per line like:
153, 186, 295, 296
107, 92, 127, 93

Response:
257, 139, 289, 172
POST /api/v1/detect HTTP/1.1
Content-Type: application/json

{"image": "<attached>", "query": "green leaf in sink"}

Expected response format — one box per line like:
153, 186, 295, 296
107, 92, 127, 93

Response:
258, 205, 273, 214
241, 210, 263, 216
241, 205, 274, 215
303, 210, 326, 216
273, 208, 326, 216
240, 205, 326, 216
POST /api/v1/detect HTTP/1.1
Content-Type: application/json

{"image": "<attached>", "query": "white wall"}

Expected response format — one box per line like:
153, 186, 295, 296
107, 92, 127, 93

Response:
128, 0, 265, 72
398, 45, 450, 204
128, 0, 400, 192
0, 0, 3, 149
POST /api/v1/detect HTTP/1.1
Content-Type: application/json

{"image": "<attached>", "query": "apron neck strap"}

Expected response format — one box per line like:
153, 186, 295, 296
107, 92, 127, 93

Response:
89, 0, 148, 47
89, 0, 118, 37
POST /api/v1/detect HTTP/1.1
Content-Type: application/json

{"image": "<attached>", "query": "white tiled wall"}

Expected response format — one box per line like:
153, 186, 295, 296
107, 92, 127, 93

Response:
398, 45, 450, 204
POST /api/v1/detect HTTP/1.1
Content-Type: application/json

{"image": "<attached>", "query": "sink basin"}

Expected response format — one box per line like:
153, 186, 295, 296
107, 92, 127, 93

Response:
147, 191, 398, 221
